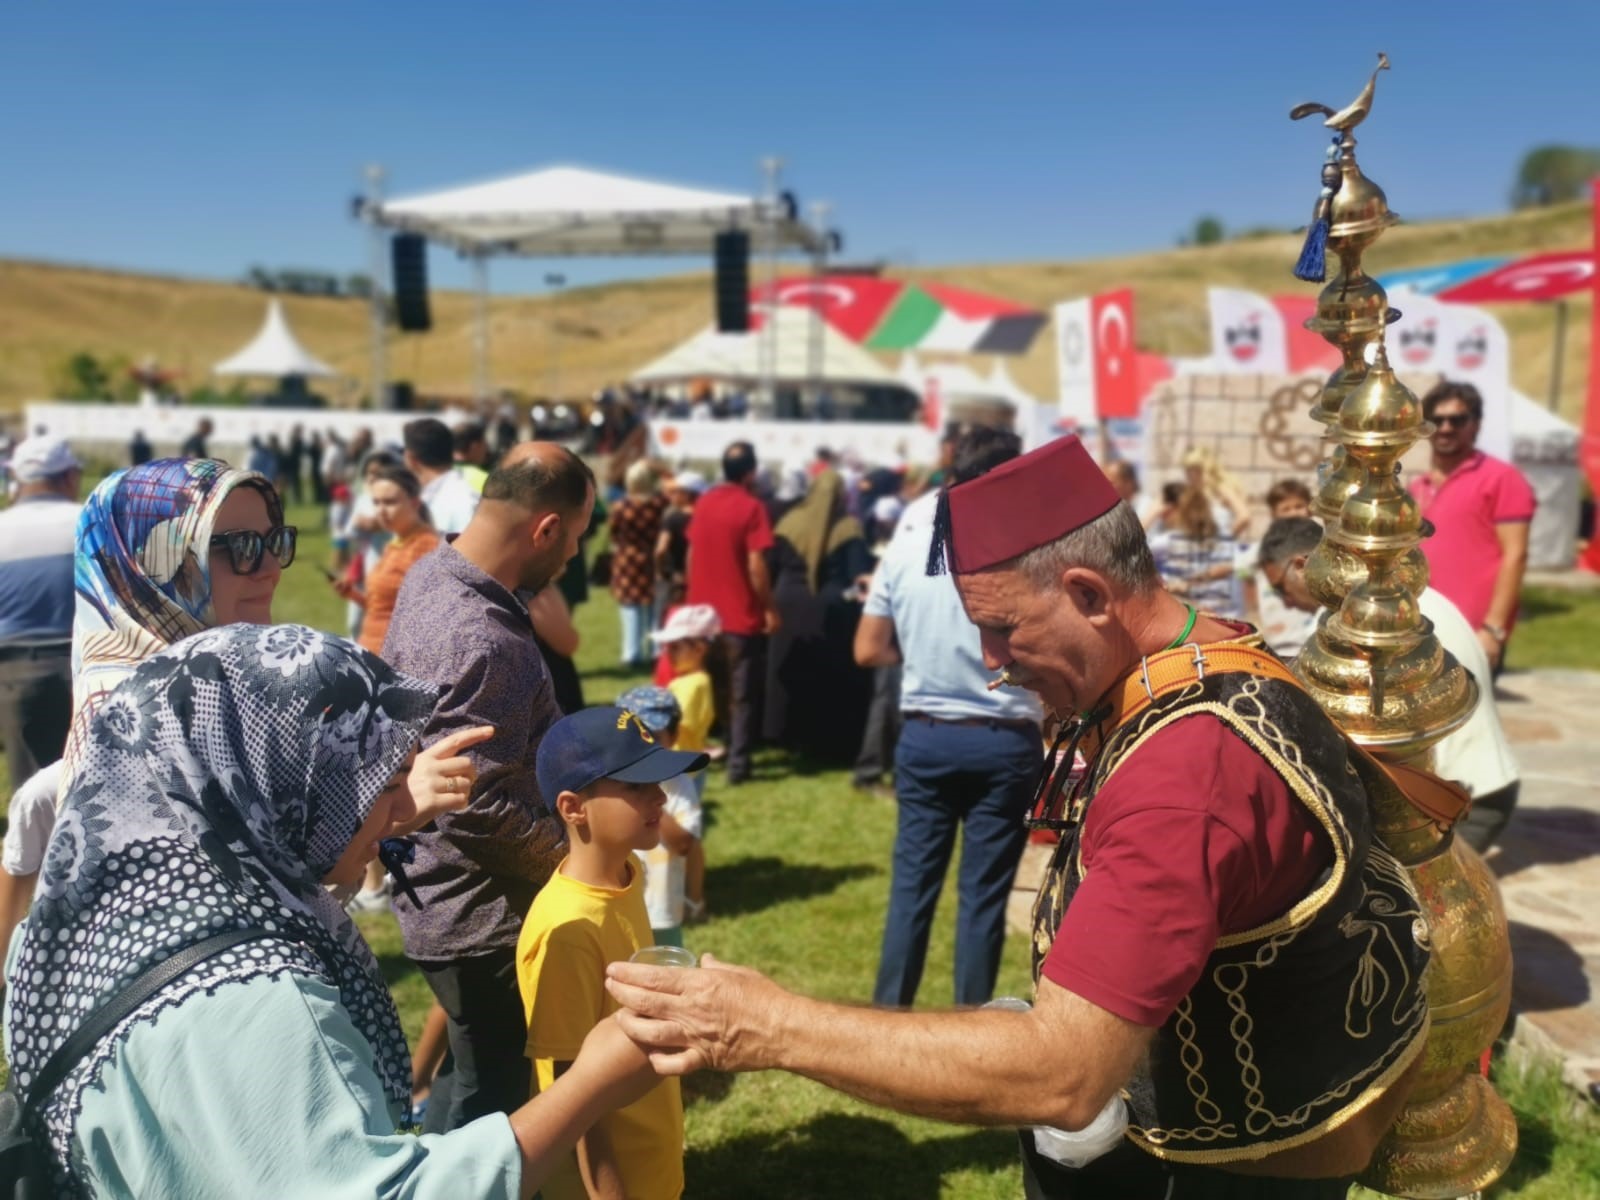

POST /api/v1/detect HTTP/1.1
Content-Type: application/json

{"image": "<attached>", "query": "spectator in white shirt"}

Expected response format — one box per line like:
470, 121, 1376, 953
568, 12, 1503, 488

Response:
404, 418, 480, 535
1260, 516, 1519, 852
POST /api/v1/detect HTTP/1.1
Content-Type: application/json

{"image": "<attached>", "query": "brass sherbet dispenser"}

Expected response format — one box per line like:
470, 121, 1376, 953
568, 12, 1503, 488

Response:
1287, 54, 1517, 1198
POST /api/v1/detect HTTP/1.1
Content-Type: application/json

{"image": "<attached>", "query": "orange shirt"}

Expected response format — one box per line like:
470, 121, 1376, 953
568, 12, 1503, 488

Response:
361, 529, 440, 655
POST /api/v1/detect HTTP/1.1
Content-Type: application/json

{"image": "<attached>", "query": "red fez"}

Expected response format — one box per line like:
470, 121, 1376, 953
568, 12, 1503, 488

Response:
933, 435, 1120, 574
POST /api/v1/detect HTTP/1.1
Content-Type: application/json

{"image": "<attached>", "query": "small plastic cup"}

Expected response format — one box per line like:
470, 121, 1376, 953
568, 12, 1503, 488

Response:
983, 996, 1032, 1012
629, 945, 698, 969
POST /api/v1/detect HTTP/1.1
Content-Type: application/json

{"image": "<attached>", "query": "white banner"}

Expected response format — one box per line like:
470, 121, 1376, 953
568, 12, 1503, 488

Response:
649, 418, 939, 470
1207, 288, 1289, 374
1383, 288, 1511, 460
23, 401, 422, 454
1054, 297, 1096, 428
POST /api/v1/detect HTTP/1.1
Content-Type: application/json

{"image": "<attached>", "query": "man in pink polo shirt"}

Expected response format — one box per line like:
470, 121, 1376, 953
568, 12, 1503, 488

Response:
1408, 381, 1535, 670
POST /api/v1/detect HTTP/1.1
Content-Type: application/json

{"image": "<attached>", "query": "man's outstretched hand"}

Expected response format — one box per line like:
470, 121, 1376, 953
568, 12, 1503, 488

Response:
605, 954, 783, 1075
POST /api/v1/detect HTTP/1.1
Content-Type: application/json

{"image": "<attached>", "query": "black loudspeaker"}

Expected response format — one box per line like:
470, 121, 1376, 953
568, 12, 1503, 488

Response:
391, 234, 432, 332
714, 230, 750, 333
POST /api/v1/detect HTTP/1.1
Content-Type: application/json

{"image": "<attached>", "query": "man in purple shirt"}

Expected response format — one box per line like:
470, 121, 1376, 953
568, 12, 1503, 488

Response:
382, 442, 596, 1133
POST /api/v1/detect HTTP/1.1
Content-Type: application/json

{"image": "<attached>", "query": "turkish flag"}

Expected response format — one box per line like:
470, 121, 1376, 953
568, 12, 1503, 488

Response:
1438, 251, 1594, 304
1091, 289, 1138, 418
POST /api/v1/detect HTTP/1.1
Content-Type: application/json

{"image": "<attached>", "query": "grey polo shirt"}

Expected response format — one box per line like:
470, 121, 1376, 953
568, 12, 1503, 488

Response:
382, 540, 565, 963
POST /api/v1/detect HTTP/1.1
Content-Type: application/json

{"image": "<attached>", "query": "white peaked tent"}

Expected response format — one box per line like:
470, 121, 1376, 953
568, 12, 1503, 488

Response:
373, 165, 822, 256
1509, 390, 1582, 568
632, 306, 901, 388
214, 299, 336, 378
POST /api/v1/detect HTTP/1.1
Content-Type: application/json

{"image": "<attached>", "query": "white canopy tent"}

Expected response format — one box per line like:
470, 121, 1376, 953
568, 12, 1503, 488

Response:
632, 306, 900, 389
373, 165, 822, 256
363, 164, 827, 404
214, 299, 336, 378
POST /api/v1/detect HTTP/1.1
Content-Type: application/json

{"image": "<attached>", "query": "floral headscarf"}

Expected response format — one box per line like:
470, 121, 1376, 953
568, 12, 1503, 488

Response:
5, 624, 437, 1191
71, 457, 281, 719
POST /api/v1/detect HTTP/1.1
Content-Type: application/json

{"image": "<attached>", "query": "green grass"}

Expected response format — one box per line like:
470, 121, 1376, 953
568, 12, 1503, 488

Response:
1508, 585, 1600, 673
10, 498, 1600, 1195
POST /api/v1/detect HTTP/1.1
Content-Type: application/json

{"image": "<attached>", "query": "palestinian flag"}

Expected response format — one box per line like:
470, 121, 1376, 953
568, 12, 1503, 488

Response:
750, 275, 1047, 355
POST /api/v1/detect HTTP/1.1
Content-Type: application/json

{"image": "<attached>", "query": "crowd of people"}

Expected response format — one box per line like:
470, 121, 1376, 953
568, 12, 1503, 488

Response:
0, 372, 1546, 1197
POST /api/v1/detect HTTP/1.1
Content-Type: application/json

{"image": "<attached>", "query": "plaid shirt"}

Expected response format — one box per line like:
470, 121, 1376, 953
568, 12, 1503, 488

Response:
382, 540, 565, 961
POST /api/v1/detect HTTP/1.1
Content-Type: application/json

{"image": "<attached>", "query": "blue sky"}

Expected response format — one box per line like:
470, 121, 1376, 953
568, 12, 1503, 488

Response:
2, 2, 1594, 296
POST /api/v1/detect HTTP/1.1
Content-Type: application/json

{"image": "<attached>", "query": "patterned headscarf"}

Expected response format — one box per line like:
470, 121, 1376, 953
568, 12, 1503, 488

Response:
5, 624, 437, 1190
71, 457, 281, 718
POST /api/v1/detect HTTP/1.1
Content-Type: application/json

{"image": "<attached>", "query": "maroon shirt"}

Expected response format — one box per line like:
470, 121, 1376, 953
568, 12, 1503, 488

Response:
1042, 716, 1330, 1027
685, 483, 775, 636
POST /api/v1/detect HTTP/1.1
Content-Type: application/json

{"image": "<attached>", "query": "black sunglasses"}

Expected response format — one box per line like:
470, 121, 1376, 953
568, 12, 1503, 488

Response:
208, 525, 297, 575
1431, 413, 1474, 429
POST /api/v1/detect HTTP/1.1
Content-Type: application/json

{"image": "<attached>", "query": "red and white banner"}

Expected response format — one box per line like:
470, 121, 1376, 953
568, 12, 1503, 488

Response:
1582, 181, 1600, 572
1054, 288, 1138, 424
1437, 250, 1594, 305
1207, 288, 1289, 374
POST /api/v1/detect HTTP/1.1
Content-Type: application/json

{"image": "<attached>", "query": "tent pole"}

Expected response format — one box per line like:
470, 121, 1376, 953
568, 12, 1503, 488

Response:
760, 157, 783, 414
365, 164, 387, 409
1549, 299, 1568, 412
809, 200, 830, 409
473, 253, 491, 405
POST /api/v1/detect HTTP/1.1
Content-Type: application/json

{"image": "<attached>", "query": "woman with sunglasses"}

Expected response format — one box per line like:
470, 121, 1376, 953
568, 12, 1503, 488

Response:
0, 459, 486, 956
331, 464, 440, 656
0, 458, 300, 978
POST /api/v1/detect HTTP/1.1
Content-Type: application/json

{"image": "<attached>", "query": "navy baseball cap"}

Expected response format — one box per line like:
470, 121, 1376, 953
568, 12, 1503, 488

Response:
536, 705, 709, 805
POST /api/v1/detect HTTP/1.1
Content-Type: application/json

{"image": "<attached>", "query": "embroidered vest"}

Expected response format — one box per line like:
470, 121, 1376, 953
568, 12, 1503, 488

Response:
1032, 658, 1431, 1166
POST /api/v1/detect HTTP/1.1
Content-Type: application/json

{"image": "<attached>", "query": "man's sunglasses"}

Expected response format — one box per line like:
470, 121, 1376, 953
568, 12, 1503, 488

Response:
208, 525, 298, 575
1431, 413, 1474, 429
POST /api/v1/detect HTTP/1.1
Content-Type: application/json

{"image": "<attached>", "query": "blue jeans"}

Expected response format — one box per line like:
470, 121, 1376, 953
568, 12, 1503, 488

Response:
618, 602, 651, 664
873, 716, 1038, 1007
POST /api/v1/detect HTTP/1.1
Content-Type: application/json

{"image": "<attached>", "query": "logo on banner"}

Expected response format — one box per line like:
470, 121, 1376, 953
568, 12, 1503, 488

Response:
1399, 320, 1438, 366
1455, 327, 1488, 371
1223, 315, 1262, 363
1061, 318, 1085, 370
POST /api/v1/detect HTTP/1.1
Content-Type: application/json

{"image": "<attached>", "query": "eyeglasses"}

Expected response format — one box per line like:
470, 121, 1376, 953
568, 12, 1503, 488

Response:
1431, 413, 1474, 429
208, 525, 297, 575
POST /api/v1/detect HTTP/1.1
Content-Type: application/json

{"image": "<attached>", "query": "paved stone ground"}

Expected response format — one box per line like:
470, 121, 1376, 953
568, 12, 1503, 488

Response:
1006, 667, 1600, 1098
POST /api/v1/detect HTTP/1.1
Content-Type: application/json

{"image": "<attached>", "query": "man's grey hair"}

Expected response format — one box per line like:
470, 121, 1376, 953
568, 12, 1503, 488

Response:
1009, 501, 1161, 594
1257, 517, 1323, 570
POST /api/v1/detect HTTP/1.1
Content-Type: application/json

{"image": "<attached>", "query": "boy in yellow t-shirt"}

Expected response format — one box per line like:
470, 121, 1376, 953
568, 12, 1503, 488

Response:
519, 705, 709, 1200
649, 605, 720, 799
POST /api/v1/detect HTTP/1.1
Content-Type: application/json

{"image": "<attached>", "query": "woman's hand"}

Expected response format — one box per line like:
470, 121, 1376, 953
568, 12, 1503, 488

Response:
404, 726, 496, 828
331, 577, 361, 602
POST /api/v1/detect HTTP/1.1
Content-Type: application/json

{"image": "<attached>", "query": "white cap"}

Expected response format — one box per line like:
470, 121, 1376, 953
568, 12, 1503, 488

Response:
669, 470, 707, 495
10, 436, 81, 483
650, 603, 723, 644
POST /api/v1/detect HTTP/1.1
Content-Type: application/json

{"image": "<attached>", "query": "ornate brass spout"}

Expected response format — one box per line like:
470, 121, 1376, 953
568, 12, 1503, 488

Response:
1288, 57, 1516, 1198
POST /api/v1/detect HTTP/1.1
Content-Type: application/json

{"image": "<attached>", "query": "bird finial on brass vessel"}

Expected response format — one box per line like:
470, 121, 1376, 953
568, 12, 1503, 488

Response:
1290, 51, 1390, 131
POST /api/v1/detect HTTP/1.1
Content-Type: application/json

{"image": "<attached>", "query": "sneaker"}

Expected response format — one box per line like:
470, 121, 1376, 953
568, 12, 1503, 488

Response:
346, 881, 393, 915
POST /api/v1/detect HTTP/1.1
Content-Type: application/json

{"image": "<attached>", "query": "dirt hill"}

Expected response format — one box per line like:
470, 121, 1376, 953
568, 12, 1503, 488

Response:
2, 200, 1590, 425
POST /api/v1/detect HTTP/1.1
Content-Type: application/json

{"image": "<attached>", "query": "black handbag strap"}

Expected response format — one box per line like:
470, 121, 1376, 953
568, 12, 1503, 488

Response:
23, 926, 280, 1107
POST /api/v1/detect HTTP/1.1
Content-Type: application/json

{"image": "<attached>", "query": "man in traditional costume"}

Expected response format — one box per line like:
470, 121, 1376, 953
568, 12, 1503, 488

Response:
607, 437, 1429, 1199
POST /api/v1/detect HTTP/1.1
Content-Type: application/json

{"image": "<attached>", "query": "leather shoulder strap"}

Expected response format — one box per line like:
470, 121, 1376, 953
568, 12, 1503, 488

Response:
25, 926, 282, 1106
1098, 642, 1470, 829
